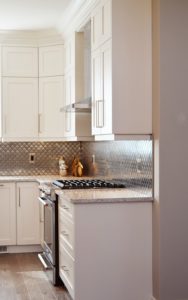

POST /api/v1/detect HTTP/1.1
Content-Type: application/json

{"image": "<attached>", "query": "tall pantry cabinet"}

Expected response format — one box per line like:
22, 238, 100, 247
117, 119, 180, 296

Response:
91, 0, 152, 138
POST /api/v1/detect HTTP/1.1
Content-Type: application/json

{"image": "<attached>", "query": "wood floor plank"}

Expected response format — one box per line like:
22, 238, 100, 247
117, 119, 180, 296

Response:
0, 253, 71, 300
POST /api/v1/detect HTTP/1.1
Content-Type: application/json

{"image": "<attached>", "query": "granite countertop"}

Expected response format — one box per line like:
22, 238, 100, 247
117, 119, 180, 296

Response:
56, 188, 153, 204
0, 175, 153, 203
0, 175, 89, 183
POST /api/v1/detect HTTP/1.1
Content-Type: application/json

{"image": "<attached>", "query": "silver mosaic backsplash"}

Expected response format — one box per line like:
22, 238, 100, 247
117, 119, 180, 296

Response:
0, 140, 152, 195
81, 140, 153, 194
0, 142, 80, 176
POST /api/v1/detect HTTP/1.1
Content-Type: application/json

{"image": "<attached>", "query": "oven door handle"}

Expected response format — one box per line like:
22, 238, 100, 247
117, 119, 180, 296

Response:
38, 253, 51, 270
38, 197, 48, 206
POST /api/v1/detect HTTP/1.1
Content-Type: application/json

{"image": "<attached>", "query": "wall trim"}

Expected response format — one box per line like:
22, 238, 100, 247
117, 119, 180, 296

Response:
0, 28, 63, 46
57, 0, 99, 38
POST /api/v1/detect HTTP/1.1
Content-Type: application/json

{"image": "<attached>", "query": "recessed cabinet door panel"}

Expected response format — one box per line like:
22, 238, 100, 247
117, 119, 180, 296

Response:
0, 183, 16, 246
92, 48, 102, 135
2, 47, 38, 77
64, 72, 75, 137
3, 78, 38, 140
91, 0, 111, 50
39, 76, 64, 138
91, 6, 102, 50
17, 182, 40, 245
101, 40, 112, 134
102, 0, 112, 44
39, 45, 64, 77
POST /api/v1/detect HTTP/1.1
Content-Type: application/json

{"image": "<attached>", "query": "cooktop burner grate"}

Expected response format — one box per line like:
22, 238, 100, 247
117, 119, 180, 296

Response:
52, 179, 126, 189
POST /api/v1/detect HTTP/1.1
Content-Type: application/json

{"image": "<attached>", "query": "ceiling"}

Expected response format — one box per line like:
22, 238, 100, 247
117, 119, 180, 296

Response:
0, 0, 72, 30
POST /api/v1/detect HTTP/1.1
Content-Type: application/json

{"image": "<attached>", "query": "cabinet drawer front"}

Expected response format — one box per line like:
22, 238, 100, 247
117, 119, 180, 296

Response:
59, 208, 74, 256
59, 196, 73, 219
59, 244, 74, 292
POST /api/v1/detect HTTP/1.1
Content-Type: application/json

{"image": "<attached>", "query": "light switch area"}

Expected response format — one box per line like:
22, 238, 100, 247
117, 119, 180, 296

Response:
29, 153, 35, 164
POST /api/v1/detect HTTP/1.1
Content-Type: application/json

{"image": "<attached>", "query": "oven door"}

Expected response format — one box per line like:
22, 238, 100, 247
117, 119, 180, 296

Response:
38, 196, 56, 265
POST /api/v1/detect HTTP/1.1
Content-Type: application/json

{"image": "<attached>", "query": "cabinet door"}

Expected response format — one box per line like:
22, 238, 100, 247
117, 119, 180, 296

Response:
39, 76, 64, 139
100, 40, 112, 134
92, 41, 112, 136
64, 72, 75, 137
3, 78, 38, 140
91, 0, 111, 50
39, 45, 64, 77
91, 5, 103, 50
2, 47, 38, 77
0, 183, 16, 246
17, 182, 40, 245
92, 48, 102, 135
102, 0, 112, 44
64, 37, 75, 74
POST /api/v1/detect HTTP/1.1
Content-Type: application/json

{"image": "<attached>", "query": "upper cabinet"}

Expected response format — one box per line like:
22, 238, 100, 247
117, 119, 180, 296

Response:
92, 40, 112, 135
39, 45, 64, 77
3, 77, 38, 141
91, 0, 152, 139
39, 44, 65, 140
91, 0, 112, 50
2, 46, 38, 77
39, 76, 64, 139
63, 31, 92, 140
1, 44, 65, 141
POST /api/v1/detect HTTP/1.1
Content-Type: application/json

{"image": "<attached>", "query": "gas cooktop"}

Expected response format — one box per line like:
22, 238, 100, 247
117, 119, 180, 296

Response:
52, 179, 126, 189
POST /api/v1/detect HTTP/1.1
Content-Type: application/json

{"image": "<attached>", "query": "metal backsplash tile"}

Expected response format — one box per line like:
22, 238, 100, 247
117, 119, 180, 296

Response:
0, 140, 153, 196
80, 140, 153, 195
0, 142, 80, 176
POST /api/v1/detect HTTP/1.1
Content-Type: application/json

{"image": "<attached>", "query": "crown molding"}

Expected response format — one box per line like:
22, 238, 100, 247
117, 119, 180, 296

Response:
57, 0, 99, 38
0, 28, 63, 46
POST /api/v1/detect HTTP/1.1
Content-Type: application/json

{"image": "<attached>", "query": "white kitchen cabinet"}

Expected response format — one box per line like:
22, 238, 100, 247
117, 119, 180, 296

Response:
0, 183, 16, 246
64, 37, 75, 74
2, 77, 38, 141
58, 195, 152, 300
91, 0, 152, 139
17, 182, 40, 245
64, 72, 75, 138
63, 32, 92, 140
2, 46, 38, 77
39, 76, 64, 140
92, 40, 112, 135
91, 0, 112, 50
39, 45, 64, 77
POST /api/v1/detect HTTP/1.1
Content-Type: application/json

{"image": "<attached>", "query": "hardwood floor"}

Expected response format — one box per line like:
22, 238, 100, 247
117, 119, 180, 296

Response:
0, 253, 71, 300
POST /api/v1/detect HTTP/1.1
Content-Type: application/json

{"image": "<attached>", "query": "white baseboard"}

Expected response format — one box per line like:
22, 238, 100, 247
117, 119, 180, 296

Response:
0, 245, 42, 254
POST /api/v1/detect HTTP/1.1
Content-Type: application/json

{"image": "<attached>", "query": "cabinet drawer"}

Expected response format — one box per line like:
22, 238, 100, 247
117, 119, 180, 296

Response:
59, 208, 74, 257
59, 244, 74, 295
59, 196, 73, 219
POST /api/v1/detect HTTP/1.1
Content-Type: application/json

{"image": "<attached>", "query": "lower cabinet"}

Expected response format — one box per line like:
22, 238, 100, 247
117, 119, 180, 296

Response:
0, 181, 40, 246
17, 182, 40, 245
0, 183, 16, 245
58, 195, 152, 300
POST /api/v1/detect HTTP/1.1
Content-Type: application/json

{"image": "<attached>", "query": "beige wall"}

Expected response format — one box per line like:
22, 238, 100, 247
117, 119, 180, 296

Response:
153, 0, 188, 299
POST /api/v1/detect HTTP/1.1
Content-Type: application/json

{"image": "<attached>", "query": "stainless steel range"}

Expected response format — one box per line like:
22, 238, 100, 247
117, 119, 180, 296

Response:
38, 178, 126, 285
